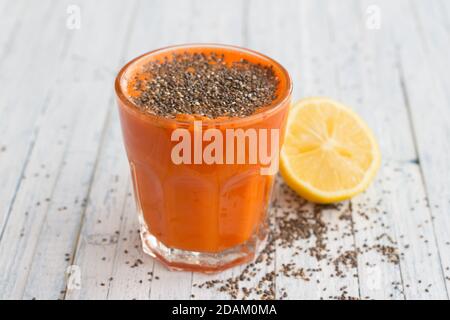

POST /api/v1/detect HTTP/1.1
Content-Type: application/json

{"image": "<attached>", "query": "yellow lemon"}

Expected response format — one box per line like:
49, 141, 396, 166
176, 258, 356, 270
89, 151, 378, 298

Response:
280, 97, 381, 203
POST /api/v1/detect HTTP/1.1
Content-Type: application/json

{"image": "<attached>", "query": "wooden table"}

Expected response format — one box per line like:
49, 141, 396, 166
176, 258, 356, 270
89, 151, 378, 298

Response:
1, 0, 449, 300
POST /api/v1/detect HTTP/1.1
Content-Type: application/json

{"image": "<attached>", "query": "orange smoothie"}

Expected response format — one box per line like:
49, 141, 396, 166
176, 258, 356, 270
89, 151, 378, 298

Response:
115, 44, 292, 272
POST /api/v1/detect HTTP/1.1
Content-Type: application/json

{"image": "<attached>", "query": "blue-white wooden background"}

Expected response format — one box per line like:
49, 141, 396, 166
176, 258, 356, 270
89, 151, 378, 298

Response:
0, 0, 450, 299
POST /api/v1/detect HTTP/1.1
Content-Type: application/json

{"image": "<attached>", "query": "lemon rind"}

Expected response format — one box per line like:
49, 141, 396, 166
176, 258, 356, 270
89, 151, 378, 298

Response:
280, 97, 381, 204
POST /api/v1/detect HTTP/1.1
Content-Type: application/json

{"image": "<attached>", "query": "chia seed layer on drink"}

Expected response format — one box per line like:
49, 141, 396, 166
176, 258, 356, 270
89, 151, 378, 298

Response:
131, 52, 279, 119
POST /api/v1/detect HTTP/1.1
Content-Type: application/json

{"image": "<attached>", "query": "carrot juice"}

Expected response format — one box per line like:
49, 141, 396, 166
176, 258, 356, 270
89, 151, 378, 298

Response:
115, 44, 292, 272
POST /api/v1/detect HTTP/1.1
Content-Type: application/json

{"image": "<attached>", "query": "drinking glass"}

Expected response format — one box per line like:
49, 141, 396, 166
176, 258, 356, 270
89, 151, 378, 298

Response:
115, 44, 292, 272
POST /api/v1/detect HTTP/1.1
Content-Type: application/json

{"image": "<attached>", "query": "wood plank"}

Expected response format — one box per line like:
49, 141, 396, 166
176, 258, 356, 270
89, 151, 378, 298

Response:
0, 0, 27, 61
249, 1, 358, 299
0, 81, 105, 299
0, 0, 70, 244
326, 0, 405, 300
0, 1, 60, 92
324, 0, 449, 300
323, 0, 448, 299
123, 0, 195, 61
185, 0, 244, 45
0, 1, 77, 299
0, 0, 139, 299
106, 185, 155, 300
441, 0, 450, 21
61, 108, 136, 300
24, 0, 139, 300
390, 0, 450, 297
254, 0, 360, 299
20, 82, 112, 299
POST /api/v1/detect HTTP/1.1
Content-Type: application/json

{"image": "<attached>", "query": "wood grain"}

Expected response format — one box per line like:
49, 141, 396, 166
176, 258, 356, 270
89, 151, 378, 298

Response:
0, 0, 449, 300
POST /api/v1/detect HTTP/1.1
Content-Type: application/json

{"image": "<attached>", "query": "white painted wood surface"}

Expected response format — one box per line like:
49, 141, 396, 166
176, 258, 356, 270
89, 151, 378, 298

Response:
0, 0, 449, 300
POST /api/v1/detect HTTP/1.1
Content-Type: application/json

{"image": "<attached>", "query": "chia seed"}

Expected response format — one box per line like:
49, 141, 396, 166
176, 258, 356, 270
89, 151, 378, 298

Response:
131, 52, 279, 119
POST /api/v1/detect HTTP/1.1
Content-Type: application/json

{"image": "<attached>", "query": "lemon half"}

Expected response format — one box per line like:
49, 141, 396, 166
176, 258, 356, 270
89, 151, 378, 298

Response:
280, 97, 381, 203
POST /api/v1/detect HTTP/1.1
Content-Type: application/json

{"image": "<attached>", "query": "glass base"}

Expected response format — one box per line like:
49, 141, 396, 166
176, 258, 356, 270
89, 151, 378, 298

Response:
138, 215, 268, 273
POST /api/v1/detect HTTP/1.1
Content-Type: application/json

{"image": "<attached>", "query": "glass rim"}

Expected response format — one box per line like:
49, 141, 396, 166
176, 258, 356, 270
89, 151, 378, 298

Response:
115, 43, 293, 127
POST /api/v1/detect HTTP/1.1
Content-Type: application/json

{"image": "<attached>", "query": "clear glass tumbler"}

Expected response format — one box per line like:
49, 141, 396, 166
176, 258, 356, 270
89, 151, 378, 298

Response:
115, 44, 292, 272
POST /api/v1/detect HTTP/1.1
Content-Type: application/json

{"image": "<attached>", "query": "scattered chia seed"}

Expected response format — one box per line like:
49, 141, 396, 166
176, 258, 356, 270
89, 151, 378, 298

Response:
194, 178, 403, 300
131, 52, 279, 119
